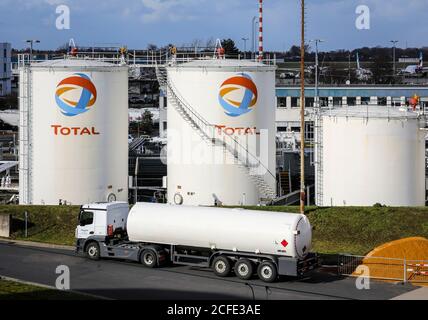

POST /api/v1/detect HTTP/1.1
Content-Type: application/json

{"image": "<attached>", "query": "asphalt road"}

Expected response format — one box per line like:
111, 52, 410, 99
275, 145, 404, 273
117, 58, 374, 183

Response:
0, 241, 416, 300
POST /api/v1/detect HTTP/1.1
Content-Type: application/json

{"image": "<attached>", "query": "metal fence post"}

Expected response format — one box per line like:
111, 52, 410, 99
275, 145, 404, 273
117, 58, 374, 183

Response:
403, 258, 407, 284
24, 211, 28, 238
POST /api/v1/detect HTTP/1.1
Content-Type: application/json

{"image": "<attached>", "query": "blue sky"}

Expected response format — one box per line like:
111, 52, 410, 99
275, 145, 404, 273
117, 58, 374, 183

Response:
0, 0, 427, 51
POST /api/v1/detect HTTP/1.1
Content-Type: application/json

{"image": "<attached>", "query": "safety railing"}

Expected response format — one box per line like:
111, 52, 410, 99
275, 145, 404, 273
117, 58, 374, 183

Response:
406, 261, 428, 284
338, 254, 428, 284
15, 48, 277, 70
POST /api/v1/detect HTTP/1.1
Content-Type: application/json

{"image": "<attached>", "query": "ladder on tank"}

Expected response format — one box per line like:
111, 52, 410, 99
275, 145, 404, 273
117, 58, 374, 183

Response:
315, 113, 324, 206
155, 66, 276, 200
18, 65, 32, 204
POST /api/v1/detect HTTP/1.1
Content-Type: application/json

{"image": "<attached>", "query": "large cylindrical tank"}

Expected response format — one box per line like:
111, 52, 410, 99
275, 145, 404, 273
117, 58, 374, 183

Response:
166, 60, 276, 206
19, 59, 128, 205
127, 203, 312, 259
316, 107, 426, 207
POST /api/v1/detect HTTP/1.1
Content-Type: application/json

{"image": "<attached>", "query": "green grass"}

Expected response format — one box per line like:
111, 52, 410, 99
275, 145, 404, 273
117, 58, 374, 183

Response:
237, 206, 428, 255
0, 279, 93, 300
0, 205, 80, 246
1, 205, 428, 256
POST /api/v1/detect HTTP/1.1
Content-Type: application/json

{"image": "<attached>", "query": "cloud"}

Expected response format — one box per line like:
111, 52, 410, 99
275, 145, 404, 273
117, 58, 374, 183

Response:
0, 0, 427, 50
140, 0, 205, 23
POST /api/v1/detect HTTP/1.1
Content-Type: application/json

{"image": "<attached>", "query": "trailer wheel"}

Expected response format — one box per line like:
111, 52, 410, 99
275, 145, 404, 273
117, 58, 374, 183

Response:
212, 256, 231, 277
85, 242, 100, 261
234, 259, 254, 280
141, 249, 158, 268
257, 261, 278, 283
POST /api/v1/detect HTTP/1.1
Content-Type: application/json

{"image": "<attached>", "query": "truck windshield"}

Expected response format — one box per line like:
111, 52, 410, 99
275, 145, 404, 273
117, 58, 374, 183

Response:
79, 211, 94, 226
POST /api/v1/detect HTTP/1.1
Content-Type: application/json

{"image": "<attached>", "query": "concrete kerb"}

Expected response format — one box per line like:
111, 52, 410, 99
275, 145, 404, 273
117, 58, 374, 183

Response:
0, 238, 74, 251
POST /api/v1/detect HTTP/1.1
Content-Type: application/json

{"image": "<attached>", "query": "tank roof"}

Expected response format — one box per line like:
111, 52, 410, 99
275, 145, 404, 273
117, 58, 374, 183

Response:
30, 59, 126, 69
169, 59, 276, 71
322, 106, 423, 119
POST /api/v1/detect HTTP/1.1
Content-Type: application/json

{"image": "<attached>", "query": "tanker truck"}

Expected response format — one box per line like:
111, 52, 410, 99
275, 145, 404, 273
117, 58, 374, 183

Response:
75, 202, 317, 283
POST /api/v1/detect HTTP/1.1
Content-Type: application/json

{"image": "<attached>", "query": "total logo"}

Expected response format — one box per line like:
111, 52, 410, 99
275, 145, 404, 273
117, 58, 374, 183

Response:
219, 73, 258, 117
55, 73, 97, 117
52, 73, 100, 136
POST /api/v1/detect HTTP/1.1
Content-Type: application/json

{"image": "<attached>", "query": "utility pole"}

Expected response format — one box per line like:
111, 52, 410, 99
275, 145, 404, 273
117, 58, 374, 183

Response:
390, 40, 399, 79
300, 0, 306, 215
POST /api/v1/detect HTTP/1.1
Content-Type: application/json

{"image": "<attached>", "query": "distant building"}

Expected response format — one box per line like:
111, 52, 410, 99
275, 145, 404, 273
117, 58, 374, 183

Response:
276, 86, 428, 133
0, 43, 12, 96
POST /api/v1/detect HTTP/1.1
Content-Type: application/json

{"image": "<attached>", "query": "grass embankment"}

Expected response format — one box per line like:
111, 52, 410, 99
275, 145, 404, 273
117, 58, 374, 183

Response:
0, 279, 93, 300
1, 205, 428, 256
0, 205, 79, 246
0, 279, 93, 301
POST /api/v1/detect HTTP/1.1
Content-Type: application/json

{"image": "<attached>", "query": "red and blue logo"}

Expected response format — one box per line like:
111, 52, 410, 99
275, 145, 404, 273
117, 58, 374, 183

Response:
219, 73, 258, 117
55, 73, 97, 117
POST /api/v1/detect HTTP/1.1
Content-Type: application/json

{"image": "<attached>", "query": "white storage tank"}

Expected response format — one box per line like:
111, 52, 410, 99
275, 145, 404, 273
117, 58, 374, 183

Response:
127, 203, 312, 259
166, 59, 276, 206
315, 106, 426, 207
19, 59, 128, 205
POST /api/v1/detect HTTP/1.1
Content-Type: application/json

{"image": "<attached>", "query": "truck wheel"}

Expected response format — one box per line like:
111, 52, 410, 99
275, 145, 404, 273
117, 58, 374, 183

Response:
234, 259, 254, 280
212, 256, 231, 277
86, 242, 100, 260
257, 261, 278, 283
141, 249, 158, 268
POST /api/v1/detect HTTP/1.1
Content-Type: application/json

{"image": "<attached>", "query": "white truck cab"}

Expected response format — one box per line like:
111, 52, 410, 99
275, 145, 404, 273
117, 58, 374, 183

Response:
76, 202, 129, 240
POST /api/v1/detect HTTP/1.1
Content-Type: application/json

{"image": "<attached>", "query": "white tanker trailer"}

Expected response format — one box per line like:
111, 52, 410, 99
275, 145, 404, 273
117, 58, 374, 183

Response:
75, 202, 317, 283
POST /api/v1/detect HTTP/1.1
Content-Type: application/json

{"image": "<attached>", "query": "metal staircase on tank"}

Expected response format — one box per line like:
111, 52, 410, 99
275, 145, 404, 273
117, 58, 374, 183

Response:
279, 171, 291, 195
155, 65, 276, 200
129, 136, 148, 152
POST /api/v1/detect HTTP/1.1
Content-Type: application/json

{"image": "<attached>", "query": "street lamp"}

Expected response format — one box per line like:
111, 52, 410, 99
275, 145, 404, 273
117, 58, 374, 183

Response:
251, 16, 258, 60
390, 40, 399, 78
26, 40, 40, 61
309, 39, 324, 108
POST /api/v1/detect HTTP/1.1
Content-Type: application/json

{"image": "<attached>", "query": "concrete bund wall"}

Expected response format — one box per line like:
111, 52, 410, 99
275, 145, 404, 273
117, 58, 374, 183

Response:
0, 214, 11, 238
